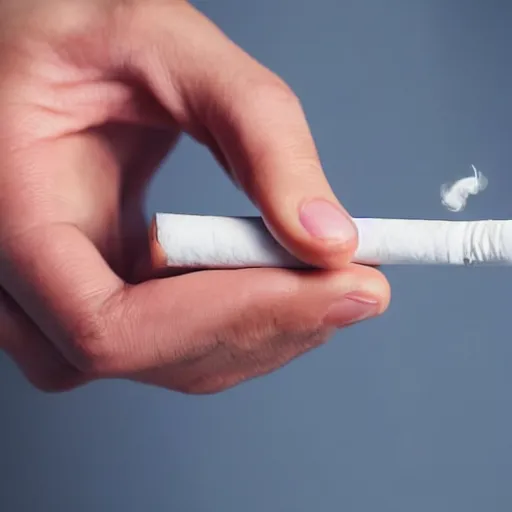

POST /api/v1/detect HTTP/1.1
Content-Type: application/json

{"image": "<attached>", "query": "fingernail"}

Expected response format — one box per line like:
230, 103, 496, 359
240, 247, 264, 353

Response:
299, 199, 357, 243
324, 293, 380, 328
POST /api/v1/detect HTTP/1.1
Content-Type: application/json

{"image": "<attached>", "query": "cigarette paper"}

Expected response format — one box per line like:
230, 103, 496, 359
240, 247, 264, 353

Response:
150, 213, 512, 270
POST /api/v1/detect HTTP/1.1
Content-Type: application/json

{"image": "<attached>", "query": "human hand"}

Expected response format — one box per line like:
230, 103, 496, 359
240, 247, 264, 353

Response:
0, 0, 390, 393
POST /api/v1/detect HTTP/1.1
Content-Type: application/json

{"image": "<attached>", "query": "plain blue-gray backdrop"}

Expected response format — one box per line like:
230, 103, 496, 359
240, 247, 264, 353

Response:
2, 0, 512, 510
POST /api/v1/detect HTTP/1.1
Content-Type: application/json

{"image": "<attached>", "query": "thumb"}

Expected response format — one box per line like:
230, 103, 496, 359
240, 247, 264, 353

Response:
2, 224, 389, 386
119, 1, 357, 269
83, 263, 390, 382
121, 264, 390, 393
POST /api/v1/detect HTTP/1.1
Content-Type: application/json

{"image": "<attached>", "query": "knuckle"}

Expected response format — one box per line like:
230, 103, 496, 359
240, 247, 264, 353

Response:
297, 326, 332, 351
27, 1, 107, 40
243, 75, 301, 111
275, 323, 331, 354
268, 305, 333, 351
235, 307, 329, 359
114, 0, 186, 37
67, 311, 117, 375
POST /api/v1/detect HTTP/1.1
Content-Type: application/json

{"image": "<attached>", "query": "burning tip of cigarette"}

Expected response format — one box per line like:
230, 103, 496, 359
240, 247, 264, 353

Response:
440, 164, 487, 212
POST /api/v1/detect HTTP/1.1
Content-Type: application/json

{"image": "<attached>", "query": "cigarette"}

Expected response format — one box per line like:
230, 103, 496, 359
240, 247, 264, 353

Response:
150, 213, 512, 270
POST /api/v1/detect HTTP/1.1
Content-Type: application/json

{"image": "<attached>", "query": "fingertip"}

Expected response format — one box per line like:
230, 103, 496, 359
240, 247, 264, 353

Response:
332, 264, 391, 315
261, 263, 390, 331
263, 196, 359, 270
298, 198, 357, 244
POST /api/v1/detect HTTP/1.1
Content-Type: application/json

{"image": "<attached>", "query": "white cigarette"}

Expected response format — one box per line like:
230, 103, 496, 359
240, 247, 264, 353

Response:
150, 213, 512, 269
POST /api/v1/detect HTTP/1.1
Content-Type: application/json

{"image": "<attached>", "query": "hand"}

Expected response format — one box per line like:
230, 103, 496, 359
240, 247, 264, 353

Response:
0, 0, 390, 394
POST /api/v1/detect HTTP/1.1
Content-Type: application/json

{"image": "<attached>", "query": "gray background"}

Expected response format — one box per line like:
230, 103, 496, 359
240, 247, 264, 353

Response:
2, 0, 512, 510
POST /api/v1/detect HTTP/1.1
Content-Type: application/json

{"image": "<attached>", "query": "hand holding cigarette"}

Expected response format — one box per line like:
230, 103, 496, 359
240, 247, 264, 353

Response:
0, 0, 389, 395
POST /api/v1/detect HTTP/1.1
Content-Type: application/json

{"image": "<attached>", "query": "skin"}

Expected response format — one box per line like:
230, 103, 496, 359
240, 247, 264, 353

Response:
0, 0, 391, 394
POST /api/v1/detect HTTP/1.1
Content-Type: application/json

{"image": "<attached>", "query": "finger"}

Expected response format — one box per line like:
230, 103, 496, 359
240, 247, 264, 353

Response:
106, 262, 390, 382
130, 320, 333, 394
116, 1, 358, 268
2, 215, 389, 384
0, 287, 86, 392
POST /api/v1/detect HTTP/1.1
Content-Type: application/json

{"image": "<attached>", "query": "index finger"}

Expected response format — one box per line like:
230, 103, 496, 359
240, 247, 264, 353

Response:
117, 1, 358, 268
